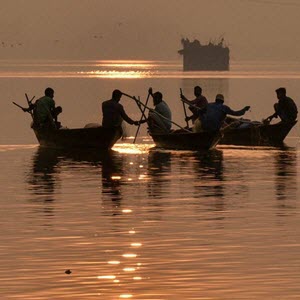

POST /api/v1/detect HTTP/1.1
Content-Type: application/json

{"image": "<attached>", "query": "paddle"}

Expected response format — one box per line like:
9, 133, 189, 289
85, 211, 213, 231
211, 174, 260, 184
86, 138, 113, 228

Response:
122, 92, 190, 133
180, 95, 203, 112
133, 91, 151, 143
180, 88, 189, 128
12, 101, 27, 111
25, 93, 35, 120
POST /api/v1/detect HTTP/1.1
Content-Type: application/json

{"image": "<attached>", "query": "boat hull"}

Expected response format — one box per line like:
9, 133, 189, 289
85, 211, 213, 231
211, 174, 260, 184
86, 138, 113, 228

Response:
220, 121, 297, 146
33, 126, 122, 149
150, 130, 222, 151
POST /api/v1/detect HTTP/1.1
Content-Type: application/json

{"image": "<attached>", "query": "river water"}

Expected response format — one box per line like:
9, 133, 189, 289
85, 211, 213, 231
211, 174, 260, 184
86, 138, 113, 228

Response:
0, 60, 300, 299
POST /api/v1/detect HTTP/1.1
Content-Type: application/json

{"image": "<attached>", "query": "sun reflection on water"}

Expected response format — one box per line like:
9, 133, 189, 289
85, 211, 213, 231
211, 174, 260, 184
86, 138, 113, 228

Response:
82, 70, 153, 79
123, 267, 136, 272
131, 243, 142, 247
122, 253, 137, 258
113, 143, 153, 154
108, 261, 121, 265
97, 275, 116, 280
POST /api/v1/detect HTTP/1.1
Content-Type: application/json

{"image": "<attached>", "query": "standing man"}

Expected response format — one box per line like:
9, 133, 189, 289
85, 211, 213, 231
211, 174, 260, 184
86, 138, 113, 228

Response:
147, 87, 172, 133
266, 87, 298, 123
102, 89, 141, 128
180, 86, 208, 123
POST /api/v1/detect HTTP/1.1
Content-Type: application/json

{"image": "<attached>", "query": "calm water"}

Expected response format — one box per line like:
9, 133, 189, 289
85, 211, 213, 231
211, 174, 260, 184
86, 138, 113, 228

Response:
1, 60, 300, 299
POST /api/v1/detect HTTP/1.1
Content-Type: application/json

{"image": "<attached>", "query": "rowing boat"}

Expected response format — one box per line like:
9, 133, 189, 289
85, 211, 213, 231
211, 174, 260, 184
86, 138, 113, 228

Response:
33, 126, 122, 149
150, 129, 222, 150
220, 118, 297, 146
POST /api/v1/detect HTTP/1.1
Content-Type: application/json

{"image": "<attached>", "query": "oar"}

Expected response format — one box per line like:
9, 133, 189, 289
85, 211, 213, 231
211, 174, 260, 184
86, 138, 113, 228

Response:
25, 93, 34, 120
122, 92, 190, 133
180, 96, 203, 112
180, 88, 189, 128
12, 101, 27, 111
131, 95, 148, 120
133, 92, 150, 143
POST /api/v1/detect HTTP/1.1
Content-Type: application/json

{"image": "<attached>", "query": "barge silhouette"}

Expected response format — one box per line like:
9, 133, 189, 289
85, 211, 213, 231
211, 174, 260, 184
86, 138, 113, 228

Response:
178, 38, 230, 71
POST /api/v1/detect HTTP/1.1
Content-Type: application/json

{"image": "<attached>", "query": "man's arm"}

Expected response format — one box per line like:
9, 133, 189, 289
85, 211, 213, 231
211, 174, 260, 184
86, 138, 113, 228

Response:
118, 104, 137, 125
224, 105, 250, 117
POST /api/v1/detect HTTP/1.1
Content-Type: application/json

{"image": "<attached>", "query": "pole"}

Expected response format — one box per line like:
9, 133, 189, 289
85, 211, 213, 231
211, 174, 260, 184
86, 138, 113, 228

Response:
180, 88, 189, 128
12, 101, 26, 111
25, 93, 34, 120
122, 92, 190, 133
133, 92, 151, 143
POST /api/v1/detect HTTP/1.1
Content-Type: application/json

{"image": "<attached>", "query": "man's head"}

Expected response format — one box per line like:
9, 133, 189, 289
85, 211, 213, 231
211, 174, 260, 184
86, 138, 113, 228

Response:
215, 94, 224, 104
194, 86, 202, 97
112, 89, 122, 102
276, 87, 286, 100
45, 87, 54, 98
153, 91, 163, 106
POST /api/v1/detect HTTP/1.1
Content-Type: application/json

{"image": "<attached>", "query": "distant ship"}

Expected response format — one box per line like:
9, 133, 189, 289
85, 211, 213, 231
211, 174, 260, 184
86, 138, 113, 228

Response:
178, 38, 230, 71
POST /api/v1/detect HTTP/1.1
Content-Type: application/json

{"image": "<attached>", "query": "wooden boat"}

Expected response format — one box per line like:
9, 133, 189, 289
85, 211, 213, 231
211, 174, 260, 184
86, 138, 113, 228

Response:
220, 118, 297, 146
150, 129, 222, 151
33, 126, 122, 149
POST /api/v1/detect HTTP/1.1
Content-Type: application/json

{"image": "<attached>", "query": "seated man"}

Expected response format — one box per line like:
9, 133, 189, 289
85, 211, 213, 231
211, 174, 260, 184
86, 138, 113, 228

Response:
180, 86, 208, 123
197, 94, 250, 132
147, 88, 172, 134
52, 106, 63, 129
32, 87, 60, 129
266, 87, 298, 123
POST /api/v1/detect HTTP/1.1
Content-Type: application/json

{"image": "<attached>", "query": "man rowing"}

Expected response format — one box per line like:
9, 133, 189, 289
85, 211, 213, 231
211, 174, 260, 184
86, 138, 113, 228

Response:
180, 86, 208, 123
102, 89, 144, 129
147, 87, 172, 134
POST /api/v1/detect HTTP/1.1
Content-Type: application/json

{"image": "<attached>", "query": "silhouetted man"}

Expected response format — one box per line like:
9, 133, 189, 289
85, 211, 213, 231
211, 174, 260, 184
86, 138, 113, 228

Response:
147, 87, 172, 133
199, 94, 250, 131
102, 89, 141, 128
180, 86, 208, 123
32, 87, 61, 129
266, 87, 298, 123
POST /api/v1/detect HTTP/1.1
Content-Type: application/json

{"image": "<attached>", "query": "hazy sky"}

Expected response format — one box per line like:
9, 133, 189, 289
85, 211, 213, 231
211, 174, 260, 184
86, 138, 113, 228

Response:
1, 0, 300, 61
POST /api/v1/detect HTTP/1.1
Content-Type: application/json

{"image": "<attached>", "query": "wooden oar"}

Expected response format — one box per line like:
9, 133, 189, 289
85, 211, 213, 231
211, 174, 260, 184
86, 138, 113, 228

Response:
180, 96, 204, 113
12, 101, 26, 111
25, 93, 34, 120
122, 92, 190, 133
133, 92, 150, 143
180, 88, 189, 128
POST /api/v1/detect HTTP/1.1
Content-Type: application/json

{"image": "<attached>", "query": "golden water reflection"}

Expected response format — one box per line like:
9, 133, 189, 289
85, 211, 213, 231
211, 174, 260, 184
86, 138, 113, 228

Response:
83, 70, 153, 79
2, 143, 299, 299
3, 59, 300, 79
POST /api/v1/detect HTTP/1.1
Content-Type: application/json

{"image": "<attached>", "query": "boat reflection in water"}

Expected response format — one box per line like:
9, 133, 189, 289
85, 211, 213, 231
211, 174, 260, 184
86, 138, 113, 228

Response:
147, 150, 171, 199
274, 147, 298, 215
26, 147, 125, 216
